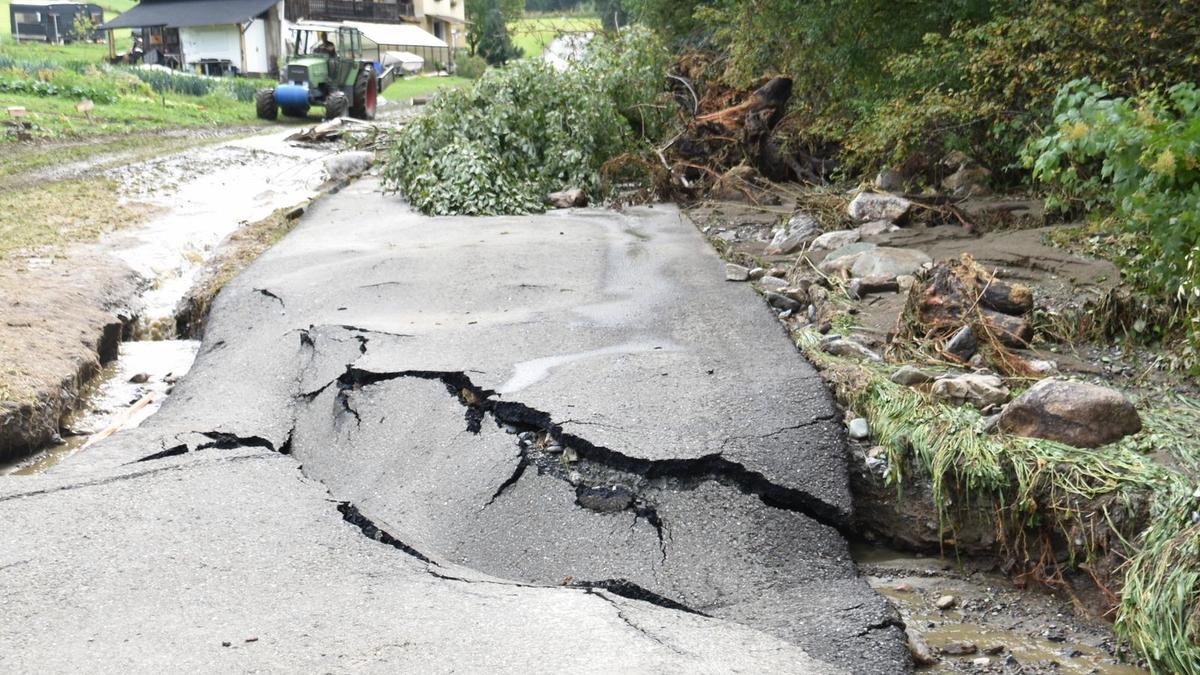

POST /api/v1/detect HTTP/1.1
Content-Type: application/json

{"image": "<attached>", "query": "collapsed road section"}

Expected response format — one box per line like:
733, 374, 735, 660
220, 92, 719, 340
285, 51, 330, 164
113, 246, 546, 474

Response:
2, 179, 910, 672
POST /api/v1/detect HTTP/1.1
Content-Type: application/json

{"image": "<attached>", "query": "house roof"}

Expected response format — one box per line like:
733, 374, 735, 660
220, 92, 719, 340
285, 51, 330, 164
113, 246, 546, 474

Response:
100, 0, 278, 29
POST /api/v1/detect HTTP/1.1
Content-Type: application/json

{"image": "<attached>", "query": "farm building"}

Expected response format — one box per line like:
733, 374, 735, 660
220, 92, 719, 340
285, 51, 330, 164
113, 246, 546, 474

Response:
100, 0, 287, 76
8, 1, 103, 43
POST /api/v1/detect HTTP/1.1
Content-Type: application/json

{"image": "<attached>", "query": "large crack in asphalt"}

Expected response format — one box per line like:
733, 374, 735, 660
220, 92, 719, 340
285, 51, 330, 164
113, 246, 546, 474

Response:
327, 364, 850, 534
122, 324, 904, 671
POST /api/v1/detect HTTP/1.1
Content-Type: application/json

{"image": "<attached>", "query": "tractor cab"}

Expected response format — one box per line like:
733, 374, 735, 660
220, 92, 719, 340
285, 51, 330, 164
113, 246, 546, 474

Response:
256, 25, 381, 122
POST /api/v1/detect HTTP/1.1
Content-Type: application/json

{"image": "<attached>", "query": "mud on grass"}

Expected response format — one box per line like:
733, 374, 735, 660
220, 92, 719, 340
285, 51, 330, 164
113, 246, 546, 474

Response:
0, 177, 152, 259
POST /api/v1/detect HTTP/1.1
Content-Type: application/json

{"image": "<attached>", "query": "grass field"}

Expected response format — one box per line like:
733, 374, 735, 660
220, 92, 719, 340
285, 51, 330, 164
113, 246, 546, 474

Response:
382, 74, 471, 101
508, 16, 599, 59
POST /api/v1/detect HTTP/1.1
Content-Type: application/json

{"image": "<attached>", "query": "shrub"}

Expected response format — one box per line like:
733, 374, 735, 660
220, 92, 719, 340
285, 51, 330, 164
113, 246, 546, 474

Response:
380, 28, 670, 215
1027, 79, 1200, 369
455, 53, 487, 79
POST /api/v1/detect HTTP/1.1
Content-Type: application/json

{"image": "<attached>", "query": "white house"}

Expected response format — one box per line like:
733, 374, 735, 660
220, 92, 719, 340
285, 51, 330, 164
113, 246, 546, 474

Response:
101, 0, 286, 76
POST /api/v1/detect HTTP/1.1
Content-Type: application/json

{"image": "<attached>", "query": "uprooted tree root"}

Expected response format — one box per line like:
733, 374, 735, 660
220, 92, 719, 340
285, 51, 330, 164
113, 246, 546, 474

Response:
797, 330, 1200, 672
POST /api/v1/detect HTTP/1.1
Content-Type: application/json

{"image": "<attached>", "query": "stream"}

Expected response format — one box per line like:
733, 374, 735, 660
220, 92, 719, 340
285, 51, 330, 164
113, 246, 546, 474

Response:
1, 128, 331, 476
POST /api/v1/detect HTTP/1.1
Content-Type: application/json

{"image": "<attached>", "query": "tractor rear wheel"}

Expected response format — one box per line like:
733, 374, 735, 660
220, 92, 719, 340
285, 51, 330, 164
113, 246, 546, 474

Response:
324, 91, 348, 120
255, 88, 278, 120
349, 67, 377, 121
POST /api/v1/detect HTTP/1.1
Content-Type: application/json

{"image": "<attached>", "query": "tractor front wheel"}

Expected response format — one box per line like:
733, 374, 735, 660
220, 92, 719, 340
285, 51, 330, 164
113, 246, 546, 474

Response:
324, 92, 348, 120
350, 67, 377, 121
255, 88, 278, 120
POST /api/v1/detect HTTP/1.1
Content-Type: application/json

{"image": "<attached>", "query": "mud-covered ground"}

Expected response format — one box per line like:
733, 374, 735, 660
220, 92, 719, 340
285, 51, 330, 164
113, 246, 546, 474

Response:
687, 195, 1162, 673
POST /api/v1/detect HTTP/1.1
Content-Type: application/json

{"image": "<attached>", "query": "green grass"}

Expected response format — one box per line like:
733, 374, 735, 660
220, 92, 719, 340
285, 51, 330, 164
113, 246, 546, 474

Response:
508, 16, 600, 59
0, 176, 141, 258
1, 90, 261, 140
382, 74, 471, 102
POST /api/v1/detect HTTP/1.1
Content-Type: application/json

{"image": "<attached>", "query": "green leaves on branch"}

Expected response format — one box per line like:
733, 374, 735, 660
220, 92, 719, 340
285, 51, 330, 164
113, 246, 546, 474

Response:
1028, 79, 1200, 370
380, 28, 671, 216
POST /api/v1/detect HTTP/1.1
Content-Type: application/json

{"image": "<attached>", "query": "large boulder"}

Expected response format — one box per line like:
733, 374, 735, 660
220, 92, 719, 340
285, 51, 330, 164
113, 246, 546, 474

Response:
819, 242, 931, 278
547, 188, 588, 208
766, 212, 819, 254
848, 191, 912, 222
996, 379, 1142, 448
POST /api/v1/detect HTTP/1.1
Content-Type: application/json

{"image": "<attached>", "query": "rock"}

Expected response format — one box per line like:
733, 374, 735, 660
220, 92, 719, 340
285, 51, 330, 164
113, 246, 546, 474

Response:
906, 628, 939, 666
323, 150, 374, 180
748, 267, 767, 280
822, 338, 882, 362
875, 168, 906, 192
971, 657, 991, 667
931, 374, 1009, 409
757, 275, 788, 290
981, 308, 1033, 347
942, 165, 991, 197
819, 243, 931, 279
996, 379, 1142, 448
1028, 359, 1057, 375
725, 264, 751, 281
848, 191, 912, 222
945, 326, 977, 362
765, 212, 819, 254
941, 641, 978, 656
894, 582, 914, 593
575, 484, 634, 512
846, 279, 862, 300
128, 373, 151, 384
763, 292, 801, 312
848, 418, 870, 441
857, 219, 899, 237
858, 275, 900, 294
890, 365, 933, 386
980, 280, 1034, 316
811, 229, 861, 251
546, 188, 588, 208
935, 595, 957, 610
896, 275, 916, 292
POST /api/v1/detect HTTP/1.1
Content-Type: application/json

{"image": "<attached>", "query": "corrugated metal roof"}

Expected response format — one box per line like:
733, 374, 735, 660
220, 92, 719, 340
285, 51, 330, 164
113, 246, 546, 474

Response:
100, 0, 278, 29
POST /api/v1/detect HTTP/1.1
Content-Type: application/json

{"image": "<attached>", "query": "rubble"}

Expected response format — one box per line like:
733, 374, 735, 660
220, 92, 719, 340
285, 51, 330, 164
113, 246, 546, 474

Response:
547, 188, 588, 208
930, 373, 1010, 409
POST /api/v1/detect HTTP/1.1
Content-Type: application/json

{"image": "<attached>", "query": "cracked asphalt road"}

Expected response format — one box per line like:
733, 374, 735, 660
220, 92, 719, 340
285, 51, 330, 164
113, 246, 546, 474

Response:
1, 179, 909, 673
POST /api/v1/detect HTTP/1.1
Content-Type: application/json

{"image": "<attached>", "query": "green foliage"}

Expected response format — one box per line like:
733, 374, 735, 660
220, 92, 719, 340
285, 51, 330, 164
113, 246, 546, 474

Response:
380, 28, 669, 215
466, 0, 524, 60
1027, 79, 1200, 369
0, 73, 119, 103
634, 0, 1199, 182
454, 53, 487, 79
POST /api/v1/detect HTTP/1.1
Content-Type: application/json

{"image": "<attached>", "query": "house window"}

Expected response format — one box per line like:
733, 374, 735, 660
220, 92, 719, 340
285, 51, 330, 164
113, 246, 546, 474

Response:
14, 11, 41, 23
433, 20, 444, 40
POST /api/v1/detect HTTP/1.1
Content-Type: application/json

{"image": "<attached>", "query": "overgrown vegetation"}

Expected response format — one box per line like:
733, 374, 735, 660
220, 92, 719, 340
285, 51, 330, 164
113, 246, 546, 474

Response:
381, 28, 669, 215
1028, 79, 1200, 371
798, 331, 1200, 674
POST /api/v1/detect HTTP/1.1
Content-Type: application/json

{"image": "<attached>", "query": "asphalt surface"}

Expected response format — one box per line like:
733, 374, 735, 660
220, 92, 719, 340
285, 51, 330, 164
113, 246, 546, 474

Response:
2, 178, 910, 673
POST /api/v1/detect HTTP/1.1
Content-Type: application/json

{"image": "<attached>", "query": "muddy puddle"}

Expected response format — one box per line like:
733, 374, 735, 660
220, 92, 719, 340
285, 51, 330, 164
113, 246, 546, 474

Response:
7, 129, 337, 474
854, 544, 1146, 673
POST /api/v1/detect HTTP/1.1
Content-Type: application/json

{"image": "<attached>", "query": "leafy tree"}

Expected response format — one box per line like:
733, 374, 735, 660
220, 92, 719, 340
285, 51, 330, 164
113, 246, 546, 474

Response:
465, 0, 524, 59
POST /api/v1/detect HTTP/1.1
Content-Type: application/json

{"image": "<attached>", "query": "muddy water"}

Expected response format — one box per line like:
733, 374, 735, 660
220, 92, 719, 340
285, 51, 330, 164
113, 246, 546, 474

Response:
107, 130, 330, 327
3, 340, 200, 475
854, 545, 1146, 674
7, 130, 336, 474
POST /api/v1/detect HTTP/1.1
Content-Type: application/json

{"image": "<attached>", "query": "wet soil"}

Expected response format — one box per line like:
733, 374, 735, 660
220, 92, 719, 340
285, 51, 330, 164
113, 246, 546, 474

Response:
856, 546, 1146, 674
0, 129, 335, 470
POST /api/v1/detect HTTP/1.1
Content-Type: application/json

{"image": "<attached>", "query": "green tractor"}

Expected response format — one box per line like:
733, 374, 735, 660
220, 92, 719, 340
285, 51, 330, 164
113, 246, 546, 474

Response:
256, 25, 381, 121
